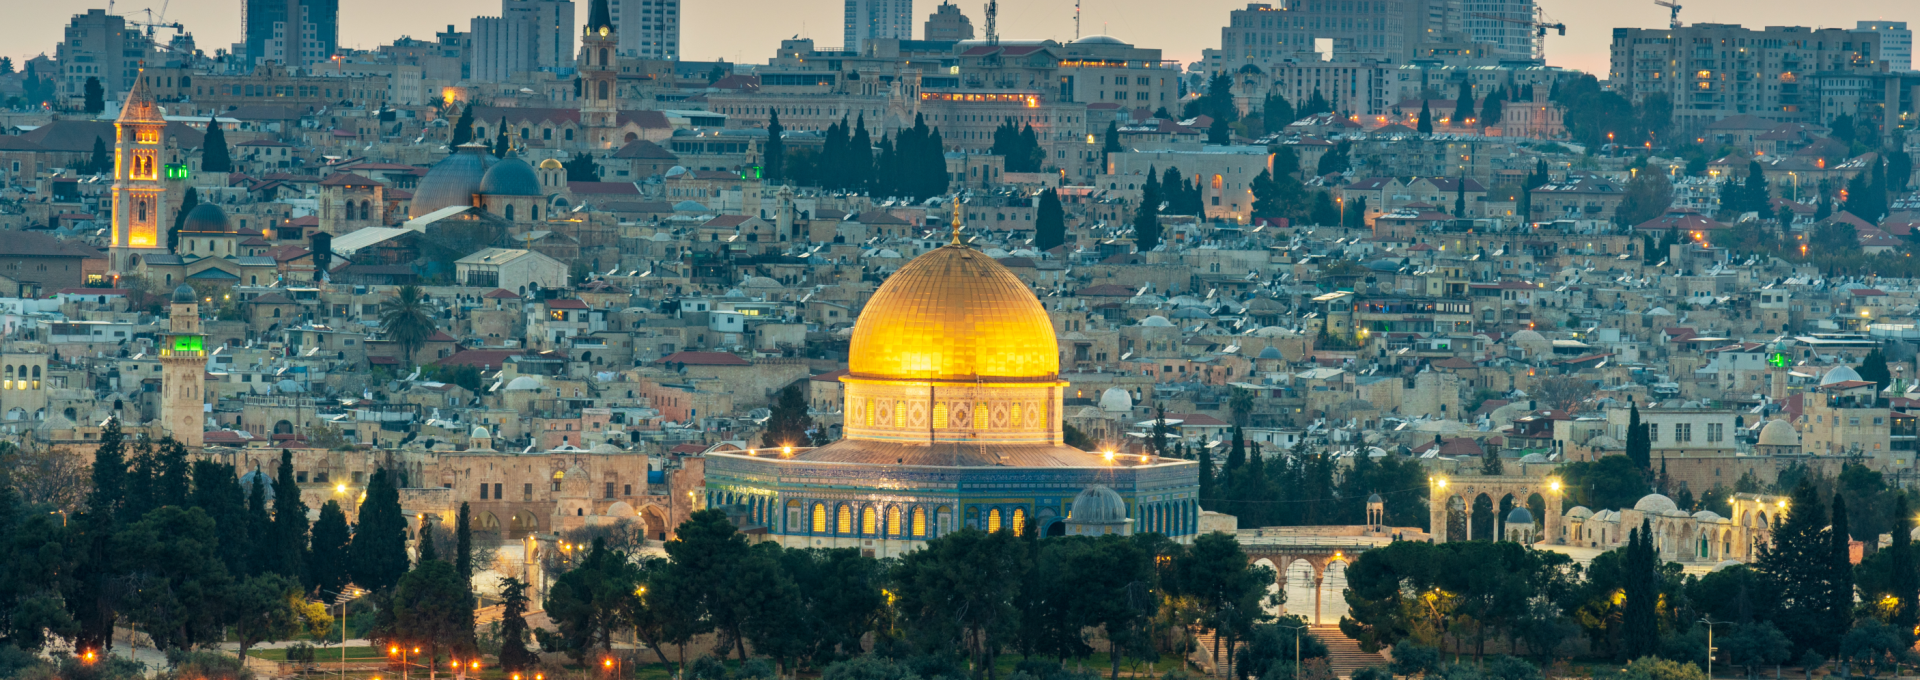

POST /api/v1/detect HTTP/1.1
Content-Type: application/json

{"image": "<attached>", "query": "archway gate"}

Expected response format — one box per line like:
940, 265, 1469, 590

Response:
1427, 474, 1562, 544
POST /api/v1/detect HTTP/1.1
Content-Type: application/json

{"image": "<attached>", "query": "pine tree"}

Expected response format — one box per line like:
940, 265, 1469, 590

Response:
310, 500, 352, 595
1035, 189, 1065, 251
451, 103, 475, 146
201, 119, 232, 173
271, 449, 310, 585
1757, 481, 1835, 655
348, 468, 410, 592
1263, 93, 1296, 133
83, 76, 104, 114
1251, 169, 1280, 218
1479, 87, 1504, 128
1743, 160, 1771, 215
1858, 349, 1892, 396
1208, 114, 1230, 145
1417, 100, 1434, 134
69, 418, 128, 652
764, 110, 785, 182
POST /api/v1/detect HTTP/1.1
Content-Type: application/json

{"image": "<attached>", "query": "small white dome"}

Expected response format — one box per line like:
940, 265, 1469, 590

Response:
1565, 506, 1593, 520
1757, 419, 1800, 446
1099, 387, 1134, 413
1820, 365, 1864, 386
1069, 485, 1129, 524
1692, 510, 1724, 522
504, 376, 546, 391
1633, 494, 1678, 513
1509, 329, 1551, 356
1140, 315, 1174, 327
606, 501, 634, 516
470, 425, 492, 439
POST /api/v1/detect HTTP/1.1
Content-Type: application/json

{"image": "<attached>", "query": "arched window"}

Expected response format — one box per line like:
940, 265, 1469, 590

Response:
837, 504, 853, 534
887, 506, 902, 536
359, 200, 370, 220
912, 507, 927, 537
504, 204, 514, 221
597, 80, 609, 100
137, 200, 147, 222
812, 503, 827, 533
531, 204, 540, 221
599, 48, 608, 66
1011, 508, 1026, 536
987, 508, 1003, 533
861, 506, 877, 535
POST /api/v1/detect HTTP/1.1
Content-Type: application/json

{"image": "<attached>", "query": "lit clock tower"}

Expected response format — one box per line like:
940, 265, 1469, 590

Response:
161, 285, 206, 448
108, 69, 170, 276
579, 0, 619, 149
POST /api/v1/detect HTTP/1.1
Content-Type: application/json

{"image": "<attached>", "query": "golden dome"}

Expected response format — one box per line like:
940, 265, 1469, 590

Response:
538, 158, 565, 169
849, 244, 1058, 383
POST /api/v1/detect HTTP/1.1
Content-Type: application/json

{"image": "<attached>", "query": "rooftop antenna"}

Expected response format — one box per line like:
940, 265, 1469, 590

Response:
1075, 0, 1082, 39
985, 0, 998, 45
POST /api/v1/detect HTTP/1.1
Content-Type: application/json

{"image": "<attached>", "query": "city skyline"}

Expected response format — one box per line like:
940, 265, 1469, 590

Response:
1, 0, 1915, 79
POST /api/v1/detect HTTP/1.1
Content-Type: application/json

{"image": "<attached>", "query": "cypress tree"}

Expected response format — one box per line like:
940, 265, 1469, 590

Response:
1035, 189, 1065, 251
202, 119, 232, 172
310, 500, 352, 595
246, 467, 273, 575
764, 110, 785, 182
1622, 520, 1660, 660
1102, 120, 1123, 168
89, 137, 110, 174
1626, 400, 1651, 469
455, 501, 474, 582
83, 76, 104, 114
1417, 100, 1434, 134
850, 115, 874, 192
170, 187, 198, 253
349, 468, 410, 592
493, 117, 511, 157
497, 577, 538, 671
1198, 445, 1217, 511
419, 519, 439, 563
69, 418, 128, 652
823, 118, 846, 189
271, 449, 310, 585
1757, 481, 1833, 655
1826, 494, 1855, 651
1135, 166, 1162, 251
1222, 427, 1248, 518
925, 126, 949, 197
1892, 494, 1918, 646
1453, 81, 1474, 126
190, 459, 251, 577
1453, 174, 1468, 217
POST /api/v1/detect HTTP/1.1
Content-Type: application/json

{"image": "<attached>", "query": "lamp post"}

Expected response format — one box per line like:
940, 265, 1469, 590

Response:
320, 587, 366, 680
1277, 619, 1308, 679
1700, 616, 1726, 679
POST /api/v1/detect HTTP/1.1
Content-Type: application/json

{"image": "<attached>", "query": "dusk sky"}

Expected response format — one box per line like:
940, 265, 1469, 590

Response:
4, 0, 1916, 78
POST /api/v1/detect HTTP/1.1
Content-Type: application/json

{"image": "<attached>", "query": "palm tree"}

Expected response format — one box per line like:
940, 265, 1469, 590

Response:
379, 285, 438, 366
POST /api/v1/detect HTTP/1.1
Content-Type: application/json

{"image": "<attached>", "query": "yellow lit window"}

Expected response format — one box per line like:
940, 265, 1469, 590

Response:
837, 505, 852, 534
933, 403, 948, 429
888, 506, 902, 536
1012, 508, 1026, 536
812, 503, 827, 533
987, 508, 1002, 533
977, 402, 989, 430
913, 507, 927, 536
862, 507, 877, 535
865, 398, 875, 426
894, 401, 905, 428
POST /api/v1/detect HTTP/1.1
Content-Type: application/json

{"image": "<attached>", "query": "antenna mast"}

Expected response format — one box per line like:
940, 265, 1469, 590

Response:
985, 0, 998, 45
1075, 0, 1082, 40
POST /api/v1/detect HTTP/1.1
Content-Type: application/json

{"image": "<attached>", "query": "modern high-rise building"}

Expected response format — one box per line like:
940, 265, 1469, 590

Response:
923, 2, 974, 42
55, 10, 154, 104
1610, 23, 1887, 133
1855, 21, 1912, 72
608, 0, 679, 59
243, 0, 340, 69
1460, 0, 1540, 60
845, 0, 913, 54
471, 0, 576, 82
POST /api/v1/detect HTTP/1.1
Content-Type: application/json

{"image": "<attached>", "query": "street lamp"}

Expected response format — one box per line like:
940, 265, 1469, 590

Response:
1276, 619, 1309, 678
1700, 616, 1727, 679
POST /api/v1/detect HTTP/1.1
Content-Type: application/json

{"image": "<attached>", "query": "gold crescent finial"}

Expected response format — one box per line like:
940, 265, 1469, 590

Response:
950, 198, 963, 245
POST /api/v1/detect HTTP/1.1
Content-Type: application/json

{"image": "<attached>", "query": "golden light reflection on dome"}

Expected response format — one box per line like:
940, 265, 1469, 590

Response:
848, 244, 1058, 383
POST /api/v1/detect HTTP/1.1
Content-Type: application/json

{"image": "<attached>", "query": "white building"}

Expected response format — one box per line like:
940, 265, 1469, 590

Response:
1856, 21, 1912, 72
471, 0, 577, 83
1460, 0, 1541, 60
456, 248, 570, 295
845, 0, 913, 54
611, 0, 678, 59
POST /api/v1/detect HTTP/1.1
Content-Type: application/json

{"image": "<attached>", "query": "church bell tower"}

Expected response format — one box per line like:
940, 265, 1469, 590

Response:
161, 285, 206, 447
579, 0, 620, 149
108, 69, 170, 276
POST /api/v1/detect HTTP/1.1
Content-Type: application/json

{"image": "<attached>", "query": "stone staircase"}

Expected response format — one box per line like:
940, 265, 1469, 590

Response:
1188, 626, 1386, 679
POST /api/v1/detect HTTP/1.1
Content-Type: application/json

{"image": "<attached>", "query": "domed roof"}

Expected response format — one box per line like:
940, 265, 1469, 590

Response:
847, 244, 1059, 382
1758, 419, 1800, 446
605, 501, 634, 516
1506, 506, 1535, 524
478, 156, 543, 196
1367, 493, 1383, 504
538, 158, 564, 169
1509, 329, 1551, 355
181, 202, 232, 233
1140, 315, 1174, 327
1633, 494, 1678, 513
409, 144, 498, 218
1068, 485, 1129, 524
504, 375, 546, 391
1258, 346, 1284, 359
1711, 559, 1744, 572
1566, 505, 1593, 520
1820, 364, 1863, 386
1072, 34, 1127, 45
172, 284, 197, 304
1693, 510, 1724, 522
1099, 387, 1133, 413
240, 467, 275, 501
470, 425, 492, 439
1519, 453, 1551, 463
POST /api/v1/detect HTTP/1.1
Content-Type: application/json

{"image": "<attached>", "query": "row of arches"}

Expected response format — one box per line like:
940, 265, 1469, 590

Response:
711, 490, 1198, 539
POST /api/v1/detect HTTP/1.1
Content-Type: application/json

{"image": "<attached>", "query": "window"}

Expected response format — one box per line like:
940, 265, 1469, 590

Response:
296, 471, 308, 483
912, 507, 927, 536
836, 504, 853, 534
1706, 423, 1723, 442
605, 482, 616, 498
1850, 417, 1861, 426
1675, 423, 1690, 442
987, 508, 1003, 533
812, 503, 827, 532
524, 483, 534, 501
1011, 508, 1026, 535
479, 483, 489, 499
887, 506, 902, 536
1649, 424, 1659, 442
861, 506, 877, 535
494, 483, 502, 499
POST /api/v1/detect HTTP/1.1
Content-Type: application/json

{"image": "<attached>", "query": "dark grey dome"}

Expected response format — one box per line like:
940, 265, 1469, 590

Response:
1367, 493, 1383, 504
1507, 506, 1534, 524
409, 143, 497, 218
239, 467, 275, 501
181, 202, 231, 233
478, 156, 543, 196
1068, 485, 1128, 525
171, 285, 196, 304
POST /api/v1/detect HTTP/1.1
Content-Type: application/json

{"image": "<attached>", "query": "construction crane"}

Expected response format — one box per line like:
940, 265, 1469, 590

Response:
130, 2, 184, 38
1653, 0, 1682, 29
1467, 13, 1566, 37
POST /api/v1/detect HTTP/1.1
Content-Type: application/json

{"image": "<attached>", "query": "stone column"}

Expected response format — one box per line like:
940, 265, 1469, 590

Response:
1431, 493, 1449, 542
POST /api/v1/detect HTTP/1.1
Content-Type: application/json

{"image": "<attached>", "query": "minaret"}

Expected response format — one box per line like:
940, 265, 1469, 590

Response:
161, 285, 206, 448
579, 0, 619, 149
108, 69, 170, 276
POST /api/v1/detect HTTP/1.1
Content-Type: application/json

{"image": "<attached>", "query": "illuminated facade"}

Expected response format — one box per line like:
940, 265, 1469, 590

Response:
704, 208, 1201, 556
161, 285, 207, 448
108, 70, 170, 276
